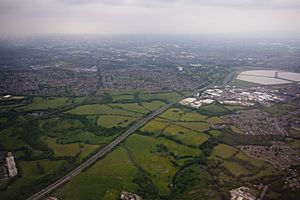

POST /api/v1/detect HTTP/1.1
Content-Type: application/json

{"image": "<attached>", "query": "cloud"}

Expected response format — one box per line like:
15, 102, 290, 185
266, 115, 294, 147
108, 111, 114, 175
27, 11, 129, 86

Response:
0, 0, 299, 36
58, 0, 300, 9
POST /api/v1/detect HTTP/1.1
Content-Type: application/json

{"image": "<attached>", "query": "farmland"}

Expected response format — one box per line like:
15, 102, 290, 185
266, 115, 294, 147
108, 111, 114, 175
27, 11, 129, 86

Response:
53, 105, 282, 199
0, 94, 171, 199
1, 89, 299, 200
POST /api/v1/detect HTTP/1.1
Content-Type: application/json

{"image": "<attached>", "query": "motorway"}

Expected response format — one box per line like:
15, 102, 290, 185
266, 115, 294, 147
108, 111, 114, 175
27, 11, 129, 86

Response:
27, 72, 234, 200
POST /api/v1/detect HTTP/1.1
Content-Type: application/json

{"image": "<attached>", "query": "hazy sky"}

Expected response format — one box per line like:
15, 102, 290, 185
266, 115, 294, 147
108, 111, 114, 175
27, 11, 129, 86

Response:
0, 0, 300, 37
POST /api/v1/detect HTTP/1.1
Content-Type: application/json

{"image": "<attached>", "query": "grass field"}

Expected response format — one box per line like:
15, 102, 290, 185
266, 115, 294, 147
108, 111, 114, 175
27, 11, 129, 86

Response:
291, 139, 300, 148
179, 112, 207, 121
139, 92, 182, 103
43, 137, 98, 159
234, 151, 265, 168
142, 101, 165, 111
159, 108, 184, 120
210, 144, 238, 159
19, 97, 70, 110
209, 130, 222, 137
97, 115, 138, 128
140, 120, 168, 133
206, 116, 224, 124
222, 160, 249, 177
199, 103, 228, 115
175, 122, 210, 132
163, 125, 209, 147
231, 79, 262, 87
54, 148, 138, 200
124, 134, 177, 195
108, 103, 149, 114
264, 103, 298, 117
112, 94, 133, 101
57, 131, 115, 145
67, 104, 142, 116
156, 137, 200, 158
0, 159, 64, 199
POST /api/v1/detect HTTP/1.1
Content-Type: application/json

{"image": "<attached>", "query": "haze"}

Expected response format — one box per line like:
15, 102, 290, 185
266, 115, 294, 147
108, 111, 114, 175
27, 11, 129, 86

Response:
0, 0, 300, 38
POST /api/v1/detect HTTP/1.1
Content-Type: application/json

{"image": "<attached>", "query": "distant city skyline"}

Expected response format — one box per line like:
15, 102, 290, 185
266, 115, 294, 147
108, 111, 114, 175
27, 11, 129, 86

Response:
0, 0, 299, 38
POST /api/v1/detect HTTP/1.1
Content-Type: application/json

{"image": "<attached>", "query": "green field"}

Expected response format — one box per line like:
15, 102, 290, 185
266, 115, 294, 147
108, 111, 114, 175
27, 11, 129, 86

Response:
97, 115, 138, 128
142, 101, 165, 111
222, 160, 249, 177
43, 137, 98, 159
175, 121, 210, 132
163, 125, 209, 147
231, 79, 262, 87
264, 103, 298, 117
0, 159, 64, 200
0, 127, 29, 150
210, 144, 238, 159
54, 148, 138, 200
108, 103, 149, 114
139, 92, 182, 103
179, 112, 208, 121
124, 134, 177, 195
140, 120, 168, 133
159, 108, 184, 120
67, 104, 142, 116
112, 94, 134, 101
199, 103, 229, 115
19, 97, 70, 110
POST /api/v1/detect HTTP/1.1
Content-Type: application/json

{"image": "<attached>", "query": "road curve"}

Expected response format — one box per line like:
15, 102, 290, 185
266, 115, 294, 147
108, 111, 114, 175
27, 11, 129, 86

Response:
27, 80, 220, 200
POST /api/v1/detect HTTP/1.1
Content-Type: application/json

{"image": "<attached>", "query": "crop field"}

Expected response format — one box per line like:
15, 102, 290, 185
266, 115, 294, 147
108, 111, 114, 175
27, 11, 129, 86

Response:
54, 148, 138, 200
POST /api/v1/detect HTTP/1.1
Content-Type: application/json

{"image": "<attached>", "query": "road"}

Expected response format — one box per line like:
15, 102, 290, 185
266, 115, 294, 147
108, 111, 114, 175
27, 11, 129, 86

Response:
27, 72, 234, 200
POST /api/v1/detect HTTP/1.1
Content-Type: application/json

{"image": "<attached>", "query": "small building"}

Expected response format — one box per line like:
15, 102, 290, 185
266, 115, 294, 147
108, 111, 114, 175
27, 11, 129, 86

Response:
230, 187, 256, 200
6, 152, 18, 177
120, 191, 142, 200
201, 99, 214, 104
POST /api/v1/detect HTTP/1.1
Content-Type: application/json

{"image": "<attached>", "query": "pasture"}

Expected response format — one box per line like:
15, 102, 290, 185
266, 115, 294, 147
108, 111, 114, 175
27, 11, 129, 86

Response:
54, 148, 138, 200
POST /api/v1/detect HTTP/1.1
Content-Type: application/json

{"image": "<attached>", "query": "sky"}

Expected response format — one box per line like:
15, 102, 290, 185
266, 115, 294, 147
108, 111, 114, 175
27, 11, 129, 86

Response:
0, 0, 300, 38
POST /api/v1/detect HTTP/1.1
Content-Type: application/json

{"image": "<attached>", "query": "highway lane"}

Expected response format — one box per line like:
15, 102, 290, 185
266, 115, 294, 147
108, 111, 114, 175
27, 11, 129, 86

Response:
27, 98, 182, 200
27, 72, 234, 200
